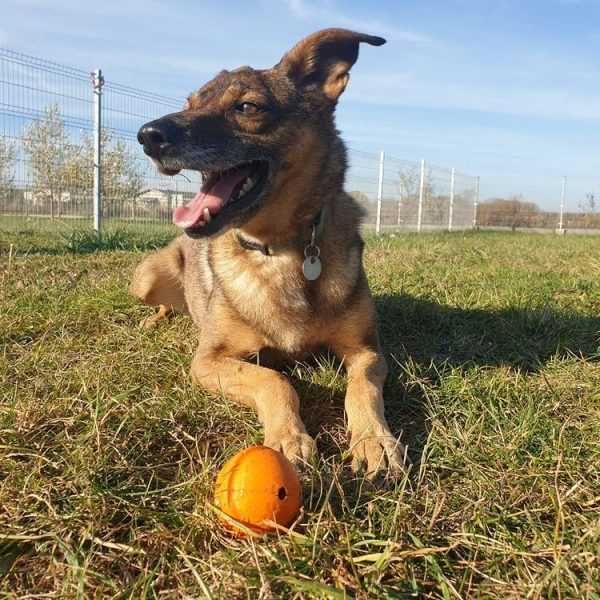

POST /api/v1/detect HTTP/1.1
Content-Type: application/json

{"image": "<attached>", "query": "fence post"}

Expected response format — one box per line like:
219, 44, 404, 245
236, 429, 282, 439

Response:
92, 68, 104, 234
417, 159, 425, 233
472, 175, 480, 230
397, 182, 403, 227
376, 151, 384, 235
558, 176, 567, 234
448, 167, 455, 232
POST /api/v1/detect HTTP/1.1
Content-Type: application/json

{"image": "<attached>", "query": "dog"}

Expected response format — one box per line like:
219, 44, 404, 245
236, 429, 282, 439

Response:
132, 28, 405, 477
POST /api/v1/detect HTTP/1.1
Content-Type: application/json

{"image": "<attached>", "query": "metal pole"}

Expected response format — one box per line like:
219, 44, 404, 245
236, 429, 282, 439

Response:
92, 69, 104, 233
417, 159, 425, 233
558, 176, 566, 234
448, 167, 455, 232
397, 182, 403, 227
375, 150, 384, 235
473, 175, 480, 230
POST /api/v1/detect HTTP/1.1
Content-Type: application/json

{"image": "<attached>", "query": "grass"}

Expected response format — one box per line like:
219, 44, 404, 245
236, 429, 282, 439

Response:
0, 216, 177, 254
1, 230, 599, 598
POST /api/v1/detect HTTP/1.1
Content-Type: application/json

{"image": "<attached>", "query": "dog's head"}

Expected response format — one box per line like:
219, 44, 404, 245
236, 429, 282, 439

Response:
138, 28, 385, 237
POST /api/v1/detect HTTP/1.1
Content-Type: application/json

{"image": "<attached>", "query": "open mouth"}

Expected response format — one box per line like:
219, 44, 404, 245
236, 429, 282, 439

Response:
172, 160, 269, 233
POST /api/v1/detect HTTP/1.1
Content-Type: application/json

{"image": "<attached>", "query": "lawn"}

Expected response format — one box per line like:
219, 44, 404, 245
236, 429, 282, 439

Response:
1, 231, 599, 598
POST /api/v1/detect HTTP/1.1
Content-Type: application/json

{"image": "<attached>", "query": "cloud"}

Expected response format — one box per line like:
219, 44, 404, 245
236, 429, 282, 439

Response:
155, 56, 248, 76
342, 69, 600, 121
283, 0, 432, 44
15, 0, 169, 17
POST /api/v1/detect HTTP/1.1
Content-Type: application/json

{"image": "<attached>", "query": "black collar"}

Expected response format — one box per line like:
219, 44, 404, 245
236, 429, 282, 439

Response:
236, 234, 272, 255
236, 208, 323, 256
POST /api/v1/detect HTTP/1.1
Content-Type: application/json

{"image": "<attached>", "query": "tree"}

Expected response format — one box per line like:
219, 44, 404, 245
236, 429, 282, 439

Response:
396, 164, 443, 225
0, 137, 16, 200
478, 195, 540, 230
581, 193, 596, 213
22, 104, 72, 218
578, 193, 597, 229
23, 104, 143, 219
63, 129, 143, 217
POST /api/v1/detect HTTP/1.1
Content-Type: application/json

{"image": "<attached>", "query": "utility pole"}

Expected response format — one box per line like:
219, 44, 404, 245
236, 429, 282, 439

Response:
558, 176, 567, 234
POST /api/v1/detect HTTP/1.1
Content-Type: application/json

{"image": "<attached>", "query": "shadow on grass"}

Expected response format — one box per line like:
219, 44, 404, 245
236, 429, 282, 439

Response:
376, 293, 600, 372
288, 294, 600, 465
374, 293, 599, 462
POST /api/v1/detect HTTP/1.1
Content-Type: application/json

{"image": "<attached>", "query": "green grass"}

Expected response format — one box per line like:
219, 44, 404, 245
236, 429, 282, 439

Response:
1, 231, 599, 598
0, 216, 177, 254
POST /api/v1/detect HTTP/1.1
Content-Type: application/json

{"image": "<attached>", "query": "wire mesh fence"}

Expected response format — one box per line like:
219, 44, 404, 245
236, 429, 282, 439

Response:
0, 49, 190, 236
0, 50, 94, 227
0, 48, 482, 238
2, 48, 595, 239
346, 153, 478, 232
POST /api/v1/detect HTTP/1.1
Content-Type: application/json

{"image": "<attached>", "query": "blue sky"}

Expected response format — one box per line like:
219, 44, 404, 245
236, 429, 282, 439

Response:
2, 0, 600, 209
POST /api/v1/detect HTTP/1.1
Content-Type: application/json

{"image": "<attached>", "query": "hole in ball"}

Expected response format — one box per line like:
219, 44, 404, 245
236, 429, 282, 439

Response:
278, 486, 287, 500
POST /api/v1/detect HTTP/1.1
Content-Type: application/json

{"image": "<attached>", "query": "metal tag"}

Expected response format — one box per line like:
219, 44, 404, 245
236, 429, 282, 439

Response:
302, 255, 322, 280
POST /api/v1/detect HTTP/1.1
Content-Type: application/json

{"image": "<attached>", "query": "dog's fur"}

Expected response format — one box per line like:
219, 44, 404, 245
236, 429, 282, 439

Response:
131, 29, 405, 476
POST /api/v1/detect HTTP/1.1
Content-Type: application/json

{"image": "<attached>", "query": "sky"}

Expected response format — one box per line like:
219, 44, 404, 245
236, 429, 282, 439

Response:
2, 0, 600, 209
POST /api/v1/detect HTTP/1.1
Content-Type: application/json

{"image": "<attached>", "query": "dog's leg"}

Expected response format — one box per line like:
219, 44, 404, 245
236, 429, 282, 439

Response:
130, 237, 188, 327
191, 350, 316, 465
329, 295, 406, 477
337, 347, 405, 478
139, 303, 173, 329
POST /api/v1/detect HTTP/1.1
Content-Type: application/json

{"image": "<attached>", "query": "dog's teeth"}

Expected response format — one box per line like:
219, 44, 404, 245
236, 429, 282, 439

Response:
239, 176, 256, 196
241, 178, 252, 193
203, 208, 211, 222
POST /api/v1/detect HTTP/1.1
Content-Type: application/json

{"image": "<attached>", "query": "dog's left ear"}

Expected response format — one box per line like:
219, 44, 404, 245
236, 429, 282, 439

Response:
276, 28, 386, 103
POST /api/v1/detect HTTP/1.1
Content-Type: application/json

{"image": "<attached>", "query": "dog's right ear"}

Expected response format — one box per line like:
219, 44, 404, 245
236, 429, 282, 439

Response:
276, 28, 385, 103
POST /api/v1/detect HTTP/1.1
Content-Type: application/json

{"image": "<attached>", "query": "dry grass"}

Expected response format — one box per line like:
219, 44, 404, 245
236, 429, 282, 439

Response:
1, 231, 599, 598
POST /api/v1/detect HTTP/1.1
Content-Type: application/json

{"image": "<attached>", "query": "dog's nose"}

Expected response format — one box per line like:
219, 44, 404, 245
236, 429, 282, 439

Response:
137, 118, 181, 158
137, 125, 166, 148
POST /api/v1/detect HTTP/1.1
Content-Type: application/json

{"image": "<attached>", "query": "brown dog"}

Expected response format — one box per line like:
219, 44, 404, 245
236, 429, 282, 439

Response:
132, 28, 405, 477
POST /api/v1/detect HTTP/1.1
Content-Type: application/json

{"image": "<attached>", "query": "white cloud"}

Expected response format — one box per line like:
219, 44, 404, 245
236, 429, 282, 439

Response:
283, 0, 432, 44
344, 72, 600, 121
14, 0, 169, 17
155, 56, 248, 76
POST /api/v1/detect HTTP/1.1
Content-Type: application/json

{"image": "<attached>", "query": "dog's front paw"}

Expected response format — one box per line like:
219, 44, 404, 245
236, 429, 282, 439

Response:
349, 426, 407, 479
264, 429, 316, 468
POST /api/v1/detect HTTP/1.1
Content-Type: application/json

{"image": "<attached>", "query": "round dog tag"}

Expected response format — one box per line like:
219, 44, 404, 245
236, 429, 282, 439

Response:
302, 255, 322, 280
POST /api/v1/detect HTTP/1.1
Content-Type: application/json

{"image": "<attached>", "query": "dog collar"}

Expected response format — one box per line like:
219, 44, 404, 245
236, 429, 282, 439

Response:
236, 208, 323, 258
236, 234, 272, 255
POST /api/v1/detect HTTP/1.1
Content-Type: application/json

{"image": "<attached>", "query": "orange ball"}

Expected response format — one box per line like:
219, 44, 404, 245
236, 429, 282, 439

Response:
214, 446, 302, 536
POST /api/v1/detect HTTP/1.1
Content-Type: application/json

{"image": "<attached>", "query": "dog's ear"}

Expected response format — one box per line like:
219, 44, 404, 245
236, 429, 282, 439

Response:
276, 28, 385, 103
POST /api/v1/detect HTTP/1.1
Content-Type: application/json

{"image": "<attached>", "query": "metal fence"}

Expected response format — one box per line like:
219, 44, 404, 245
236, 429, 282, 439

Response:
0, 48, 482, 237
346, 152, 479, 233
17, 48, 590, 238
0, 49, 201, 236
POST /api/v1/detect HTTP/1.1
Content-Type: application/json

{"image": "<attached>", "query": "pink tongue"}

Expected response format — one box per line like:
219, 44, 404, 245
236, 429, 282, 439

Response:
173, 167, 252, 229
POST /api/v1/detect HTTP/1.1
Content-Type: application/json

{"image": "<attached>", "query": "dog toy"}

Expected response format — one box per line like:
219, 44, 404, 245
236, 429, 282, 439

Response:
214, 445, 302, 536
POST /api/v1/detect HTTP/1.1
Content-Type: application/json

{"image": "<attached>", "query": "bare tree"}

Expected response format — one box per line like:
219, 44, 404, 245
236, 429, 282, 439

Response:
63, 129, 143, 217
397, 165, 441, 224
0, 137, 16, 200
581, 193, 596, 213
478, 195, 539, 230
578, 193, 597, 229
22, 104, 72, 218
23, 105, 143, 219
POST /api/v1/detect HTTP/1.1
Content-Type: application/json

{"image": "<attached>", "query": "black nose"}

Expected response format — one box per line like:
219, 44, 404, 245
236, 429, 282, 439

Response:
137, 118, 181, 158
137, 125, 166, 147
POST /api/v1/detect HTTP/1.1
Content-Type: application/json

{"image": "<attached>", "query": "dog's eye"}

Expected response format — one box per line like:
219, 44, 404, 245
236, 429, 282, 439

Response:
236, 102, 261, 115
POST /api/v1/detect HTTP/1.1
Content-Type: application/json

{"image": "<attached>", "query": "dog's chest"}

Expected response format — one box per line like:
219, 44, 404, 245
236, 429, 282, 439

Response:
214, 250, 334, 352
